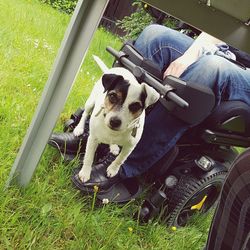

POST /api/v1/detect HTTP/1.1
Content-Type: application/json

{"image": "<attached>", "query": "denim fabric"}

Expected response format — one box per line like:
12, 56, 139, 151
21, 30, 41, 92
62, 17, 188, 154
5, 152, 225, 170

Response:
121, 24, 250, 178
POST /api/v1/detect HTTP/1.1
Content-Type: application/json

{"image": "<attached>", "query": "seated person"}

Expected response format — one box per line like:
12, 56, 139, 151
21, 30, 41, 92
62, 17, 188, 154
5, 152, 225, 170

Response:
49, 24, 250, 187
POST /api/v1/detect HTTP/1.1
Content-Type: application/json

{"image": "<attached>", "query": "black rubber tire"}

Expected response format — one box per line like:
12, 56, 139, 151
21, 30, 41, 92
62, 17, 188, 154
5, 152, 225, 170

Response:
166, 171, 227, 227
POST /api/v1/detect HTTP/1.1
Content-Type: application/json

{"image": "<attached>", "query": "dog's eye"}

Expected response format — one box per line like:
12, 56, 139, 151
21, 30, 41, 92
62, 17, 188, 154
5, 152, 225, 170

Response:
129, 102, 142, 113
108, 93, 118, 104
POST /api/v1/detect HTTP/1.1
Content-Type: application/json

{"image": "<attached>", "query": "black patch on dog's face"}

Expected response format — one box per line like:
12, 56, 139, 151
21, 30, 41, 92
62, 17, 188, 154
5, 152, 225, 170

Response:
140, 90, 147, 110
103, 74, 130, 111
102, 74, 128, 94
127, 89, 147, 118
128, 102, 142, 113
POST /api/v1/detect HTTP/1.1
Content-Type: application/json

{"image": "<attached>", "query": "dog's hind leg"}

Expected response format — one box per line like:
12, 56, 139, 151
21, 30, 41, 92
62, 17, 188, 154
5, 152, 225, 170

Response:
78, 136, 98, 182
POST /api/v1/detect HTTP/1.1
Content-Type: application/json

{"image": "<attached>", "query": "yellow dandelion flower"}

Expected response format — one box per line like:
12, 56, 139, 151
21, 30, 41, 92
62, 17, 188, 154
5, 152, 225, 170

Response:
128, 227, 133, 233
93, 185, 99, 192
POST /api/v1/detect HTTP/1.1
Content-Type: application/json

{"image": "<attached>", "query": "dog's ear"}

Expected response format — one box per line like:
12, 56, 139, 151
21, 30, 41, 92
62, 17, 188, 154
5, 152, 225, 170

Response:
102, 74, 124, 93
141, 83, 160, 108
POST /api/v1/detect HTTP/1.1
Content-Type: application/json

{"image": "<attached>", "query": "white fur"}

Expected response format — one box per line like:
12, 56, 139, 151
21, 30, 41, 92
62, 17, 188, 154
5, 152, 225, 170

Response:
93, 55, 109, 73
74, 56, 160, 182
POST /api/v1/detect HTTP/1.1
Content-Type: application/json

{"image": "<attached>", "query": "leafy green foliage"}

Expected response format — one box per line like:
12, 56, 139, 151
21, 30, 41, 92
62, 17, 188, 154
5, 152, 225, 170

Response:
116, 1, 153, 40
117, 1, 178, 40
40, 0, 78, 14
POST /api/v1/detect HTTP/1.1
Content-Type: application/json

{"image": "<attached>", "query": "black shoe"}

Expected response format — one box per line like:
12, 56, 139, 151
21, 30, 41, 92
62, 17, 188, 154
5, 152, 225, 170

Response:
48, 131, 110, 162
72, 153, 143, 203
48, 132, 88, 157
72, 153, 120, 193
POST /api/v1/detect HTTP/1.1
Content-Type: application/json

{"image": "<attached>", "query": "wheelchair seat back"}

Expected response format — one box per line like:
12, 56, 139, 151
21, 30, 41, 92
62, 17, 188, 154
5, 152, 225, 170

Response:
201, 101, 250, 147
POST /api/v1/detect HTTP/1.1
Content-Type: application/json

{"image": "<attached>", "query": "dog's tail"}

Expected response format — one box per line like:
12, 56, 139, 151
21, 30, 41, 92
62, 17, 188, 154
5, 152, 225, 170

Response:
93, 55, 109, 73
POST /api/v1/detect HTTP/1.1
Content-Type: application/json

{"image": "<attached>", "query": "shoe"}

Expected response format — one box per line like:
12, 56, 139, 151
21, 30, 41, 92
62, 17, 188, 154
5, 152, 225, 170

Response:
48, 131, 110, 162
48, 132, 88, 156
72, 152, 143, 203
72, 153, 120, 193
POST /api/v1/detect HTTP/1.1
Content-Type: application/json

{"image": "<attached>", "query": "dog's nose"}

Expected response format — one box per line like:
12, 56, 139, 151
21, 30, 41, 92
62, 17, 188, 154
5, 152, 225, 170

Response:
109, 117, 121, 129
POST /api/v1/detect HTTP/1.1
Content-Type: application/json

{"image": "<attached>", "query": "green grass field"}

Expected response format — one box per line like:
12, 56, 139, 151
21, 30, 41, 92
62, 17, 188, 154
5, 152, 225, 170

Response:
0, 0, 213, 249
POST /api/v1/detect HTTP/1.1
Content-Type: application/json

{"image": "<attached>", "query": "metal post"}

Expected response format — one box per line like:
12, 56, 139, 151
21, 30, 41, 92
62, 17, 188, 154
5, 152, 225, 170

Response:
6, 0, 110, 188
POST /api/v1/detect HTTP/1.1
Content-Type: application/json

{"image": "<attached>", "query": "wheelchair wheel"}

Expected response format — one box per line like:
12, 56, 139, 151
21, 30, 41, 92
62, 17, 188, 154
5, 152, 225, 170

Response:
165, 170, 227, 227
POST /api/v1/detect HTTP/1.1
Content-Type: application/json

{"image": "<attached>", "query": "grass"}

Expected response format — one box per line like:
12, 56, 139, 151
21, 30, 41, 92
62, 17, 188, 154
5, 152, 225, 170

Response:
0, 0, 212, 249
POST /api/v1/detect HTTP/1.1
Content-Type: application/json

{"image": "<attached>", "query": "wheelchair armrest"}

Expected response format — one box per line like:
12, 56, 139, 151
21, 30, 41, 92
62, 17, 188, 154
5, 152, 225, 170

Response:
113, 41, 163, 80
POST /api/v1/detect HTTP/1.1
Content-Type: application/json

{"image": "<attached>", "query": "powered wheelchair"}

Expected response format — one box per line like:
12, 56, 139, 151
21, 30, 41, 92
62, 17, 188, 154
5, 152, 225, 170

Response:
49, 42, 250, 227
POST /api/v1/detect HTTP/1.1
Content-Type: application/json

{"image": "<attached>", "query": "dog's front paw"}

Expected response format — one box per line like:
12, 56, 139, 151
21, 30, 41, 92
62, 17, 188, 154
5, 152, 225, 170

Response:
73, 126, 84, 137
107, 165, 120, 178
109, 144, 120, 156
78, 169, 90, 183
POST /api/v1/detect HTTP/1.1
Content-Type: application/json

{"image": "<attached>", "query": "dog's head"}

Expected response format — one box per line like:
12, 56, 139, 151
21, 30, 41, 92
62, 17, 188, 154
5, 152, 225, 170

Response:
101, 71, 159, 131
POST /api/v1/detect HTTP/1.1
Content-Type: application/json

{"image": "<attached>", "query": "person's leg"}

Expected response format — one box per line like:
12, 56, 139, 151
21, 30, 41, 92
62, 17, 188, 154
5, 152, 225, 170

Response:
120, 102, 188, 177
180, 55, 250, 106
122, 29, 250, 178
134, 24, 194, 71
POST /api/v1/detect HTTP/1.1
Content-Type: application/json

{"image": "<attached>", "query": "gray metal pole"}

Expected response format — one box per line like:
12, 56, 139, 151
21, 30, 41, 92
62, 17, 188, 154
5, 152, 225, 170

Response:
6, 0, 110, 188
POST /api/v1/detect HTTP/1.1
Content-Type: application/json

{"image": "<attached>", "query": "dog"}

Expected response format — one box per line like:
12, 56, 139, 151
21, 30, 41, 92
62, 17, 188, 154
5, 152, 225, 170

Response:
73, 56, 160, 183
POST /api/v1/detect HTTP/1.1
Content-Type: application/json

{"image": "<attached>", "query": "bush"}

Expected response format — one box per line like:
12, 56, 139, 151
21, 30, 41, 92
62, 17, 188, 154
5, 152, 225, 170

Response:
117, 1, 178, 41
40, 0, 78, 14
116, 1, 153, 40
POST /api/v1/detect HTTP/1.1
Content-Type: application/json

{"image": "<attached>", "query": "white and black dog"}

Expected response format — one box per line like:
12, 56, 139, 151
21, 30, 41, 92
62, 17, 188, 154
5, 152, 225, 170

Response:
73, 56, 160, 183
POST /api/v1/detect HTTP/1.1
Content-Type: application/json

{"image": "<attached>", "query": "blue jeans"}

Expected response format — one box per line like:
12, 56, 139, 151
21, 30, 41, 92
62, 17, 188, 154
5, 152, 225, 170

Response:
121, 24, 250, 178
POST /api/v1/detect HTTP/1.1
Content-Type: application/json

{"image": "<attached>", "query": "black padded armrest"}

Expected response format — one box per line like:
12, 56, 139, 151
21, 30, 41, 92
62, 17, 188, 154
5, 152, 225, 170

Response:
114, 41, 163, 80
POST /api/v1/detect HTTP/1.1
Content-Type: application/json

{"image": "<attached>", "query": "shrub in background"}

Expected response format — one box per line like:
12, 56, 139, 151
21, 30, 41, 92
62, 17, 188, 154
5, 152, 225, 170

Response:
117, 1, 178, 40
116, 1, 153, 40
40, 0, 78, 14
